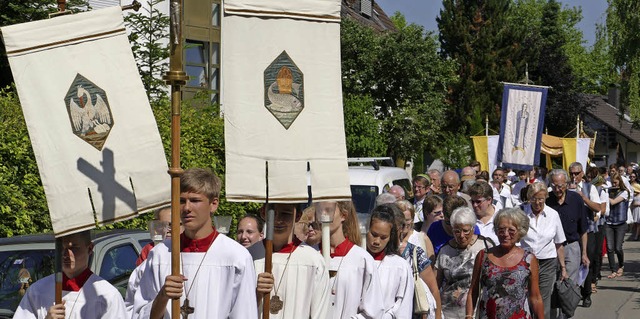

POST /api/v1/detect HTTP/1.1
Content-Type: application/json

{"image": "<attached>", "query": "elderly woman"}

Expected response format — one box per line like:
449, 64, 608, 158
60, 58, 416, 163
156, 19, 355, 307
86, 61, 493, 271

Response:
466, 208, 544, 319
435, 207, 494, 319
519, 182, 567, 319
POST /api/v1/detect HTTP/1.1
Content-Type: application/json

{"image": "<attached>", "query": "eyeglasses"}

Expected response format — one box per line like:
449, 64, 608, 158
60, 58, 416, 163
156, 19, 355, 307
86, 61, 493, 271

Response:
452, 228, 472, 235
497, 227, 518, 236
551, 183, 566, 189
530, 197, 546, 203
471, 198, 487, 205
414, 185, 426, 190
401, 222, 413, 229
308, 221, 321, 230
441, 184, 457, 190
569, 171, 581, 176
432, 210, 443, 216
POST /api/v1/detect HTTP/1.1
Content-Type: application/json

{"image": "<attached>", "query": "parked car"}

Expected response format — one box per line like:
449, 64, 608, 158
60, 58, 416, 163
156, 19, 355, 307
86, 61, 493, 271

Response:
348, 157, 412, 215
0, 229, 151, 318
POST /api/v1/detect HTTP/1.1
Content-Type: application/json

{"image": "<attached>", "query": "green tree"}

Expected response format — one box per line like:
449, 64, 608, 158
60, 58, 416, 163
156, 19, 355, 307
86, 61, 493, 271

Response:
0, 0, 88, 87
343, 94, 386, 157
438, 0, 521, 135
606, 0, 640, 120
124, 0, 170, 100
0, 87, 50, 237
525, 0, 590, 136
341, 14, 455, 162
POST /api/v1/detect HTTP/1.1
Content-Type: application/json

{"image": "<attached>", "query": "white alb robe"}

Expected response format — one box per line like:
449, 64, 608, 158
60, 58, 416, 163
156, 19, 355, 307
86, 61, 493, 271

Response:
124, 261, 146, 318
329, 245, 384, 319
14, 273, 126, 319
254, 245, 330, 319
132, 235, 258, 319
375, 254, 414, 319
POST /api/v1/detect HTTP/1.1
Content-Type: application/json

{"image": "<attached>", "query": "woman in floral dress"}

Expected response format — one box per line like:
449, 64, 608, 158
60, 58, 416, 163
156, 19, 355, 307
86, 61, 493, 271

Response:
466, 208, 544, 319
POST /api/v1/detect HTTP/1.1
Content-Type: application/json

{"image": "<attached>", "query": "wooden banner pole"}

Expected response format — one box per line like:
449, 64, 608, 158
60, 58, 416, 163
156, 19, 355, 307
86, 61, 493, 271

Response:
164, 0, 188, 317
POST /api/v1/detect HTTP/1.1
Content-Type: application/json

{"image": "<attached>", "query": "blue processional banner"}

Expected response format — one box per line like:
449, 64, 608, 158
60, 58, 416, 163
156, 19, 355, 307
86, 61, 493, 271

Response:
497, 84, 548, 170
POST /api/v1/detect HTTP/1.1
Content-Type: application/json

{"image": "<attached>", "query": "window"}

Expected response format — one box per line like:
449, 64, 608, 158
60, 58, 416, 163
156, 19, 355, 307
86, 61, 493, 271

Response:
185, 40, 209, 88
99, 244, 137, 282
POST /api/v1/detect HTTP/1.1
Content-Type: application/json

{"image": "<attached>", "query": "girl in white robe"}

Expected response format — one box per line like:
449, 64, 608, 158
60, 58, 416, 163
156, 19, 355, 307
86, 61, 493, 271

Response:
328, 200, 385, 319
367, 205, 414, 319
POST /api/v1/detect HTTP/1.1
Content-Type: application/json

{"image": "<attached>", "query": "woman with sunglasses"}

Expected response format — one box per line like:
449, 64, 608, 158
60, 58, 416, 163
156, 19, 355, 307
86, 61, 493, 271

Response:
467, 208, 544, 319
435, 207, 494, 319
367, 205, 414, 318
519, 182, 567, 319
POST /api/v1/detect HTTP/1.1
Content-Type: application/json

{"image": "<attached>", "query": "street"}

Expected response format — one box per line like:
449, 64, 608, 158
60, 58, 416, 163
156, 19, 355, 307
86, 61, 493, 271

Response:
573, 234, 640, 318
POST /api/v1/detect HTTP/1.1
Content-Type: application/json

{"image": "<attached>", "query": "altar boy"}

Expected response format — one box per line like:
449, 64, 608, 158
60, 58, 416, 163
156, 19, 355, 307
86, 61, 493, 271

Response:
132, 168, 258, 319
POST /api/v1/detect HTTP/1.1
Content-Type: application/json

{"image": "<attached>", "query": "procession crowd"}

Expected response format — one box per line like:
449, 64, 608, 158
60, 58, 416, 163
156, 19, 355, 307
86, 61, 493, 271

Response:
13, 162, 640, 319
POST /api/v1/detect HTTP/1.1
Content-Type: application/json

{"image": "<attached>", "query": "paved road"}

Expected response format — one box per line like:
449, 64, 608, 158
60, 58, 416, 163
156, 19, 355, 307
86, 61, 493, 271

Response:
573, 233, 640, 318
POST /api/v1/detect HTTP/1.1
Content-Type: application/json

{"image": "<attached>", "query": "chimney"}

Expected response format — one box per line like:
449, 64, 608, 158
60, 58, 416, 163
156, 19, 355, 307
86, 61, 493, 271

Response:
608, 84, 620, 109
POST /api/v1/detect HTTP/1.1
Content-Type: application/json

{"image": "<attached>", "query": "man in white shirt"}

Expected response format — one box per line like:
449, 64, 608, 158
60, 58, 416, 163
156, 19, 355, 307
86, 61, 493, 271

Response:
15, 231, 126, 319
132, 168, 257, 319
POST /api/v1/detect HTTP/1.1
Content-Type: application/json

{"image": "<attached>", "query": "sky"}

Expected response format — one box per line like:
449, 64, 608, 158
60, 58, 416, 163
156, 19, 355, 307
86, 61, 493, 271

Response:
377, 0, 608, 47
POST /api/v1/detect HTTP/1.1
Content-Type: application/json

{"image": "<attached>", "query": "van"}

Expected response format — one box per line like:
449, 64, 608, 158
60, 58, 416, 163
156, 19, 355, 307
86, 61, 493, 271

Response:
348, 157, 412, 215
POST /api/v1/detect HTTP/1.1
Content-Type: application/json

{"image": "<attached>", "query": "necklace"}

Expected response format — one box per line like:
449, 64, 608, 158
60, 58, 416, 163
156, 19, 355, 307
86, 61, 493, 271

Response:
329, 255, 346, 304
180, 246, 211, 319
269, 248, 295, 314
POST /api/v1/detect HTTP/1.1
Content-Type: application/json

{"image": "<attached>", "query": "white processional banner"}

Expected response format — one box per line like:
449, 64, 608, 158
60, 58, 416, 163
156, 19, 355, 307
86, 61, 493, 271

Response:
222, 0, 351, 203
576, 138, 591, 171
487, 135, 500, 176
1, 7, 170, 236
497, 84, 548, 170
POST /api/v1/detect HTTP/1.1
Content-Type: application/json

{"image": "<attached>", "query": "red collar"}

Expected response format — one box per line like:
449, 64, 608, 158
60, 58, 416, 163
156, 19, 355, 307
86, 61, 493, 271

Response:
62, 268, 92, 292
331, 238, 355, 258
277, 241, 298, 253
369, 250, 386, 261
180, 228, 219, 252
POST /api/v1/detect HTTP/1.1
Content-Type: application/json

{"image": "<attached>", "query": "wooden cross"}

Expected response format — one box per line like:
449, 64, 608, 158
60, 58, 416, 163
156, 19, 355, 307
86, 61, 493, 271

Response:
180, 299, 194, 319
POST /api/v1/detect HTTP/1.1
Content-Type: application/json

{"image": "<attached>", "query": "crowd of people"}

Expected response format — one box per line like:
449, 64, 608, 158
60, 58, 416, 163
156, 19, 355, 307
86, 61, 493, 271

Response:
13, 162, 640, 319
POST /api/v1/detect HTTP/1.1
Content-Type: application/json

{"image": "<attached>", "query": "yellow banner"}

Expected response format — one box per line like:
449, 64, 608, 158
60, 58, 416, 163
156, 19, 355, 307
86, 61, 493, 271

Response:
472, 136, 489, 173
562, 138, 577, 172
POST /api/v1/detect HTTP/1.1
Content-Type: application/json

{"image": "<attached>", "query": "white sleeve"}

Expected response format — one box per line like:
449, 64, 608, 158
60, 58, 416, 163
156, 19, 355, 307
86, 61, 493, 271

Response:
229, 251, 259, 319
100, 288, 128, 319
589, 186, 601, 204
132, 251, 169, 319
383, 260, 414, 319
124, 262, 145, 318
310, 257, 331, 319
354, 255, 385, 319
13, 289, 40, 319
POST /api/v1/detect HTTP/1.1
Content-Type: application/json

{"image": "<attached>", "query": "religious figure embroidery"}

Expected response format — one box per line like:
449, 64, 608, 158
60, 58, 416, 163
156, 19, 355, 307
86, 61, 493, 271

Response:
264, 51, 304, 129
513, 102, 529, 153
64, 73, 114, 150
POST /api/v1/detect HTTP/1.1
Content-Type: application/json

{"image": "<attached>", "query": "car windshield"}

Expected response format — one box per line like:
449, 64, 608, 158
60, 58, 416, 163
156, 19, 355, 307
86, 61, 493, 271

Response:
0, 249, 55, 313
351, 185, 378, 215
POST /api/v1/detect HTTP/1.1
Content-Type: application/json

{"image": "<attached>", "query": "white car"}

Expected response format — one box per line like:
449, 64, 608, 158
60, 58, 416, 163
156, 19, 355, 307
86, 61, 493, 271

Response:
348, 158, 412, 215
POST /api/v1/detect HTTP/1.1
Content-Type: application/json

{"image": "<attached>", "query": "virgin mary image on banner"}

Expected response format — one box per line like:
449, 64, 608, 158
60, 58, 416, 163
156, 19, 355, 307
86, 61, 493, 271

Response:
497, 84, 548, 169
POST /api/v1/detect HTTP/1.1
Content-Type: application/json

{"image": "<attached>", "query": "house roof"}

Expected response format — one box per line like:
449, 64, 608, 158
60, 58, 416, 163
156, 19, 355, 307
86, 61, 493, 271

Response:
583, 94, 640, 145
342, 0, 396, 32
